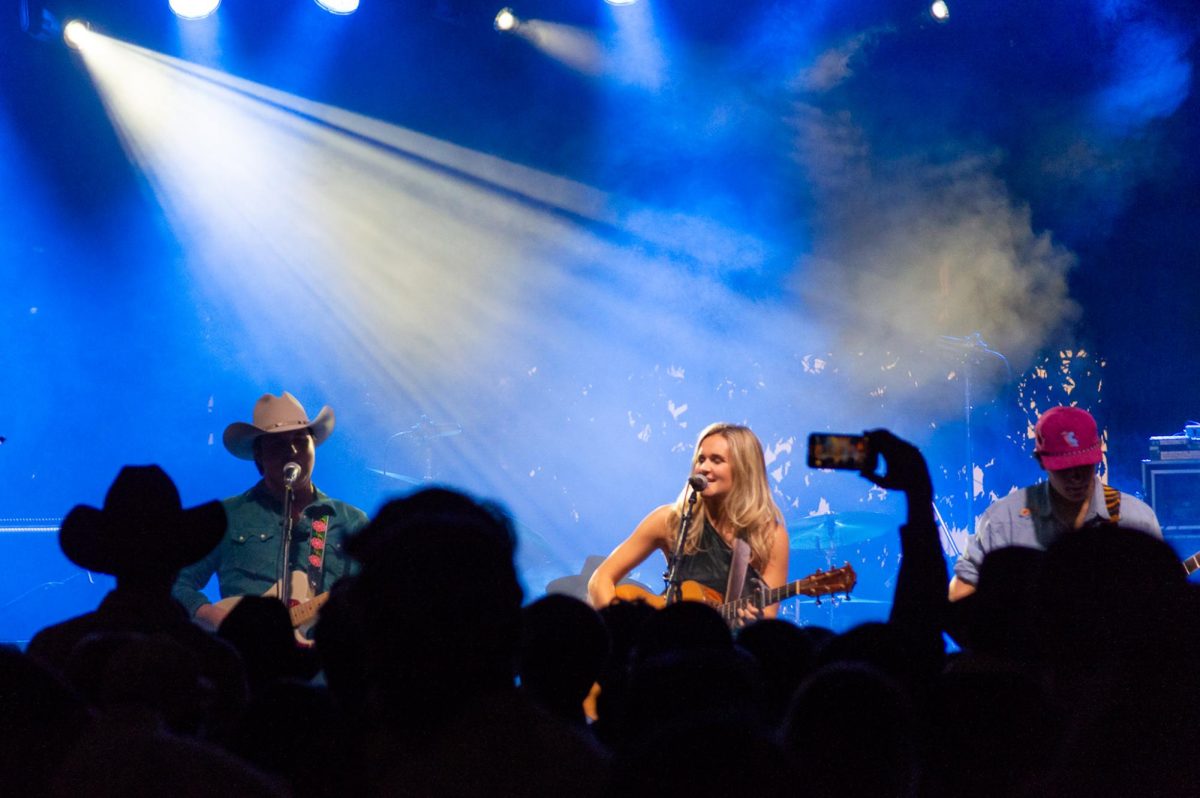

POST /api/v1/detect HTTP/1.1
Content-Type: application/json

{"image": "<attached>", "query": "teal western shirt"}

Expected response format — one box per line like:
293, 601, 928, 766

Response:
172, 481, 368, 617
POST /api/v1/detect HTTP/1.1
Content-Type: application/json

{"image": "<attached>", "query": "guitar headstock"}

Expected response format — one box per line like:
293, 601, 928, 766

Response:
795, 563, 857, 597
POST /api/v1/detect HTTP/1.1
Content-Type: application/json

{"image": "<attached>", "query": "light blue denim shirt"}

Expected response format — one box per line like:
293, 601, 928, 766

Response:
954, 479, 1163, 585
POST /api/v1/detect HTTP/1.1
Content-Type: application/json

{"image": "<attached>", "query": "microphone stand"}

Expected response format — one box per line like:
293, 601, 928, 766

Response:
278, 483, 296, 609
663, 486, 701, 605
937, 332, 1012, 534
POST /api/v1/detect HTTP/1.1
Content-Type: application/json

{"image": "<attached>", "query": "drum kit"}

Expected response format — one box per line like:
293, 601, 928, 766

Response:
368, 415, 579, 590
367, 414, 463, 486
787, 511, 896, 553
784, 511, 898, 629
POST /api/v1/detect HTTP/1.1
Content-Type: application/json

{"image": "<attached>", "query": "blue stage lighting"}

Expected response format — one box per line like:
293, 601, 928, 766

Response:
170, 0, 221, 20
315, 0, 360, 14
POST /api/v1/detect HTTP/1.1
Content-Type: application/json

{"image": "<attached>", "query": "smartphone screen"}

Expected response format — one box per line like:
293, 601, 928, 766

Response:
807, 432, 872, 470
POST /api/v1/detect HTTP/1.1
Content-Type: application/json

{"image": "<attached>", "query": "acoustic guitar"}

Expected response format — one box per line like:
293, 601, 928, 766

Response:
613, 563, 857, 625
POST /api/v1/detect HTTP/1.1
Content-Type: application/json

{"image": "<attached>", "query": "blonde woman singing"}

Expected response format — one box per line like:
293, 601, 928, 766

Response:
587, 423, 789, 620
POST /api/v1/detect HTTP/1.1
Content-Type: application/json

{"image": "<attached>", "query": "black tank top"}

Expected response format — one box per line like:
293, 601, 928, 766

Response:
674, 519, 763, 597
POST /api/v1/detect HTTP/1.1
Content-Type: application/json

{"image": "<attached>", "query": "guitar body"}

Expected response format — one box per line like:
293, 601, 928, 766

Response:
610, 564, 856, 627
613, 581, 724, 609
211, 570, 330, 645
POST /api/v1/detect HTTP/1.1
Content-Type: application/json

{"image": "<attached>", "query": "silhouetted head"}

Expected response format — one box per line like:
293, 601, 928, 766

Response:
736, 619, 825, 726
948, 546, 1045, 660
217, 595, 320, 694
1035, 524, 1187, 668
612, 714, 797, 796
346, 488, 523, 710
630, 600, 732, 665
58, 465, 225, 585
783, 661, 916, 798
519, 594, 609, 724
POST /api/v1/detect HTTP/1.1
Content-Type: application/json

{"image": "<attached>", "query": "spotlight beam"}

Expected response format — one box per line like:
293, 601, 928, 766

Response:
92, 37, 712, 273
67, 29, 774, 414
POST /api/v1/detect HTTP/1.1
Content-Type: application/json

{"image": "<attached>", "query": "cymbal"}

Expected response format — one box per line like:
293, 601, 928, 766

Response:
388, 415, 463, 443
788, 512, 896, 550
366, 467, 424, 485
794, 597, 891, 605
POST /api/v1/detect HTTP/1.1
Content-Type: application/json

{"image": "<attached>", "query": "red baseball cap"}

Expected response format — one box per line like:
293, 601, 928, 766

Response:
1035, 406, 1103, 471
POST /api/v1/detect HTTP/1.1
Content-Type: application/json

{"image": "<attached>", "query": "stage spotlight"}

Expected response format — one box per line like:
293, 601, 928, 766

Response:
494, 7, 519, 32
62, 18, 89, 49
930, 0, 950, 22
169, 0, 220, 20
605, 0, 639, 5
315, 0, 360, 13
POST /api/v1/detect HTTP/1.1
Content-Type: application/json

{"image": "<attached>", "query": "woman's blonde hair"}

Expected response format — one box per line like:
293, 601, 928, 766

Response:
669, 422, 783, 571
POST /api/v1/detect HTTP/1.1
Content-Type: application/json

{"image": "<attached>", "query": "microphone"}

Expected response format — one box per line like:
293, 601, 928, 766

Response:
688, 474, 708, 492
283, 462, 302, 486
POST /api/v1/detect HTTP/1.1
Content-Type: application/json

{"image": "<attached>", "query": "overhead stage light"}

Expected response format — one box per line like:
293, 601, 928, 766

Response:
170, 0, 221, 20
315, 0, 360, 14
930, 1, 950, 22
62, 19, 89, 49
494, 7, 519, 32
605, 0, 639, 5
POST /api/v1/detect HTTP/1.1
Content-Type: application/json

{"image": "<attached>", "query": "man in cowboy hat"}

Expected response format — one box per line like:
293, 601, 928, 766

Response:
172, 392, 369, 633
949, 405, 1162, 601
26, 465, 248, 732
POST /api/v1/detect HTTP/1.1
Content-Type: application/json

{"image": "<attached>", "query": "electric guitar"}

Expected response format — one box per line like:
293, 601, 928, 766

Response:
613, 563, 857, 625
211, 570, 330, 644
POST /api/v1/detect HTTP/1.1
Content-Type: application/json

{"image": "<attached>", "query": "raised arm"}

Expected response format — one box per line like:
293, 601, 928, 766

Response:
587, 505, 674, 608
861, 429, 947, 673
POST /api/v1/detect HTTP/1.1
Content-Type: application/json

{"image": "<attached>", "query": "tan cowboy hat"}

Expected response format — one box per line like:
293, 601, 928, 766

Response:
222, 392, 335, 461
60, 465, 227, 577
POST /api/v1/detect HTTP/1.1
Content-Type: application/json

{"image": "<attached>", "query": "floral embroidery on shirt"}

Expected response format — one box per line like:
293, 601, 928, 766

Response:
307, 515, 330, 572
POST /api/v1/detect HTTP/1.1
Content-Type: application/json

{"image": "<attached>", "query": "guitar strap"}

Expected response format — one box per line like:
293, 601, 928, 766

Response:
1102, 485, 1121, 523
726, 539, 752, 603
305, 514, 331, 596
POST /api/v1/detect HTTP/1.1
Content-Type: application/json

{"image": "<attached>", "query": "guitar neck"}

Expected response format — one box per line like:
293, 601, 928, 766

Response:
1184, 551, 1200, 576
290, 592, 329, 627
718, 564, 856, 622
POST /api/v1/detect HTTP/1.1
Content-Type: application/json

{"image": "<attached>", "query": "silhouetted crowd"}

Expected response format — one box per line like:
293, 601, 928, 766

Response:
4, 444, 1200, 797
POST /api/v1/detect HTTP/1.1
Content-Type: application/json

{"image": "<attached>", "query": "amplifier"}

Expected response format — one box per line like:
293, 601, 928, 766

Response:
1142, 460, 1200, 532
1149, 435, 1200, 461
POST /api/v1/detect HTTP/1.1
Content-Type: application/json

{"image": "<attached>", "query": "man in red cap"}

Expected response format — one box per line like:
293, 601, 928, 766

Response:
949, 406, 1162, 601
172, 392, 369, 633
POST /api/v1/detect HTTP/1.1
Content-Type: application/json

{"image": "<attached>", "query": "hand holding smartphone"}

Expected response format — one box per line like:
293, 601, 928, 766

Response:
806, 432, 877, 472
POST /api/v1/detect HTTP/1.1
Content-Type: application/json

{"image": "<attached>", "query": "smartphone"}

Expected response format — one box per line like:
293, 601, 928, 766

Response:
807, 432, 875, 471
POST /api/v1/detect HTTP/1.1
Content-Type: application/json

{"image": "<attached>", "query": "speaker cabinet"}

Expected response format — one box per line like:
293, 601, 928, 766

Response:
1142, 460, 1200, 532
